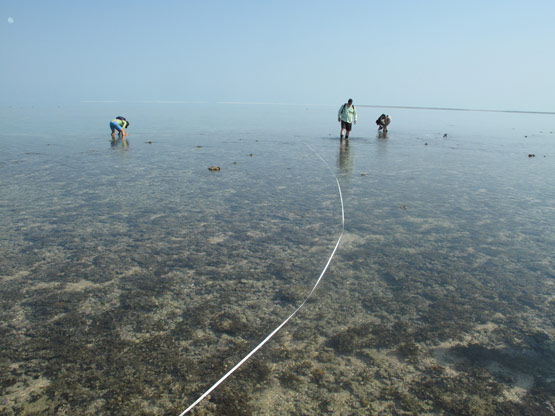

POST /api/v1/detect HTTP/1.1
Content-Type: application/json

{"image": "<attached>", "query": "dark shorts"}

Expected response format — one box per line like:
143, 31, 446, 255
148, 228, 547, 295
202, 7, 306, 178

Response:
341, 120, 352, 132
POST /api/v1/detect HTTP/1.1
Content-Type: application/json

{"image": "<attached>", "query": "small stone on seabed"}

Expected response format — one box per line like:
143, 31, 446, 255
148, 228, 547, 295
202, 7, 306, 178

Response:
528, 154, 535, 158
208, 166, 221, 171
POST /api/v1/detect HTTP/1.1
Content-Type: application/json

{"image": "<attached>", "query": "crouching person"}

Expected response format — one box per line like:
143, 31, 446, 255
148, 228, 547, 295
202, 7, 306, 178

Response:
110, 116, 130, 138
376, 114, 391, 132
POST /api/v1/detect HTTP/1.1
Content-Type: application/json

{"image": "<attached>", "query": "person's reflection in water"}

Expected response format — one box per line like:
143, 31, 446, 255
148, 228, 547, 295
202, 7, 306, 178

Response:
110, 137, 129, 149
376, 131, 388, 159
337, 138, 353, 177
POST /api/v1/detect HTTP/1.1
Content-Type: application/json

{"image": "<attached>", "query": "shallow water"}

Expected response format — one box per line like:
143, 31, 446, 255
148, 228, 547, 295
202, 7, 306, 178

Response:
1, 103, 554, 415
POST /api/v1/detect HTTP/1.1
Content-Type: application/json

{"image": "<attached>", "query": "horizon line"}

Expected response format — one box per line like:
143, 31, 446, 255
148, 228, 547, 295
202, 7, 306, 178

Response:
78, 100, 555, 114
357, 104, 555, 115
80, 100, 209, 104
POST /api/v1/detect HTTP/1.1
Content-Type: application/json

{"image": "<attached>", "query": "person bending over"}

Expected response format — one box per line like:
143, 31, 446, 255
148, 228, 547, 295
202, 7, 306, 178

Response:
376, 114, 391, 132
110, 116, 130, 138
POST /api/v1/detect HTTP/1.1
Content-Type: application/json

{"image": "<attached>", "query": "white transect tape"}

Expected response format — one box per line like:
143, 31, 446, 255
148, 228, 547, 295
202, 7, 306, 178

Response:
178, 143, 344, 415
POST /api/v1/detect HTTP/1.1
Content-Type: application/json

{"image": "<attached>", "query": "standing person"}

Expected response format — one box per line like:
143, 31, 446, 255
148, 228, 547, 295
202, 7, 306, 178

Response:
338, 98, 357, 140
376, 114, 391, 132
110, 116, 130, 138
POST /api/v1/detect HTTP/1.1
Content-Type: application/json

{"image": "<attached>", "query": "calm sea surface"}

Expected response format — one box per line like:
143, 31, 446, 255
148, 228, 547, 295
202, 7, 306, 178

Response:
1, 103, 554, 415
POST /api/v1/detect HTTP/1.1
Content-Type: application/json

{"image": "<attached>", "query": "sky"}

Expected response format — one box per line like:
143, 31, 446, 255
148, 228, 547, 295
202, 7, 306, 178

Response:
1, 0, 554, 111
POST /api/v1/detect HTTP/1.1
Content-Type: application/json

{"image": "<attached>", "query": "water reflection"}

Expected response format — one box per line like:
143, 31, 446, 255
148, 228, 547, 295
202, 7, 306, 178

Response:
110, 137, 129, 149
337, 138, 354, 179
376, 132, 388, 159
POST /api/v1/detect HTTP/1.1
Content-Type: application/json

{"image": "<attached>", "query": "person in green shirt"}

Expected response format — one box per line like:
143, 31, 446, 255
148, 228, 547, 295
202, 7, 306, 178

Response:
110, 116, 130, 138
338, 98, 357, 140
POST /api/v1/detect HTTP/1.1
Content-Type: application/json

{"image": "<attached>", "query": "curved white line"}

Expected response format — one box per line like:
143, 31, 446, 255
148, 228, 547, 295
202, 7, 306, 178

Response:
178, 143, 344, 415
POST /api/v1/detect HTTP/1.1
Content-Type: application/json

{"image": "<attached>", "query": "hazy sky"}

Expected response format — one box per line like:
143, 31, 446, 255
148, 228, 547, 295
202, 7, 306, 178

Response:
1, 0, 554, 110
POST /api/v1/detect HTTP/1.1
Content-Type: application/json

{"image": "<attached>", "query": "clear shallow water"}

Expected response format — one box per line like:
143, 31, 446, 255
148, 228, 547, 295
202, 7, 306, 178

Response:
1, 103, 554, 415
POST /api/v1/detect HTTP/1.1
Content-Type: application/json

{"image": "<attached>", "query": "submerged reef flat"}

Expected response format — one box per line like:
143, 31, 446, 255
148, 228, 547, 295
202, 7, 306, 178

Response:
1, 109, 554, 415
